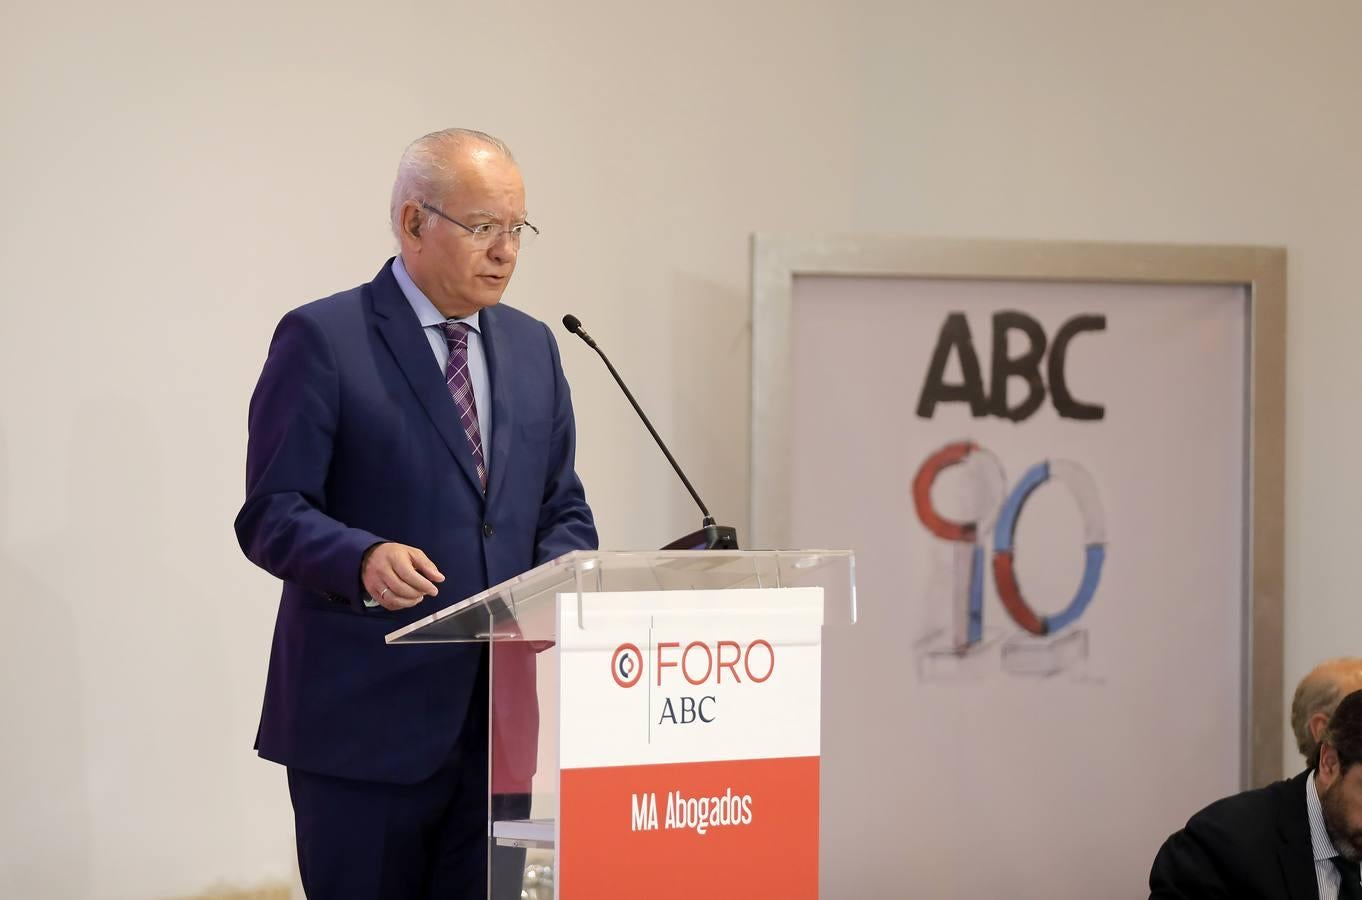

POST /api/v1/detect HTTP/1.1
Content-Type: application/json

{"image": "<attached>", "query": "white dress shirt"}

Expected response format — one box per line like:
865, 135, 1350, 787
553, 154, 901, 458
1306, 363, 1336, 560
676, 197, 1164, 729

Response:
1308, 771, 1362, 900
391, 255, 492, 458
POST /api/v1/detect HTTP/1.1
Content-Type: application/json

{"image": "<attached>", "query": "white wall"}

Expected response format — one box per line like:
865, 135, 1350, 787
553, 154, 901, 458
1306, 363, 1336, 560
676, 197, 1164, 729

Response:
0, 2, 860, 896
843, 0, 1362, 782
1, 1, 1358, 897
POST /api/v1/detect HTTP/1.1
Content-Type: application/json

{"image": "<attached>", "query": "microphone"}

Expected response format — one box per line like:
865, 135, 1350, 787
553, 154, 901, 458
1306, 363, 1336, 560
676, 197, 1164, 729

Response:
561, 314, 739, 550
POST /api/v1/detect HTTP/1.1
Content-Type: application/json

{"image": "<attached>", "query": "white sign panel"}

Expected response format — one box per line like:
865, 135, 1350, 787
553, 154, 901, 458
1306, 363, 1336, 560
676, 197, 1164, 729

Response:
558, 587, 822, 769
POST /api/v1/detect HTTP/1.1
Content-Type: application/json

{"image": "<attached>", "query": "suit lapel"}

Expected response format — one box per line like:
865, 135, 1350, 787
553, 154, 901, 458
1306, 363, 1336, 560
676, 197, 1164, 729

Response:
1278, 771, 1321, 900
368, 263, 485, 497
1279, 842, 1317, 900
481, 305, 514, 507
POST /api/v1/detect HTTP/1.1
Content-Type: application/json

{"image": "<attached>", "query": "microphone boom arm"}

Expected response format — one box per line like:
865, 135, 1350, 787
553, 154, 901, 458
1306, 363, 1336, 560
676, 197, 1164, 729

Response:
561, 314, 739, 550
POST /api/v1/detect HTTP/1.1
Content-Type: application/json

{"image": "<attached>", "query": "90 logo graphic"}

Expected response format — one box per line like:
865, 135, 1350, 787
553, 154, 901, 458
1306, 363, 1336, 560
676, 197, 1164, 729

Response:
912, 441, 1106, 651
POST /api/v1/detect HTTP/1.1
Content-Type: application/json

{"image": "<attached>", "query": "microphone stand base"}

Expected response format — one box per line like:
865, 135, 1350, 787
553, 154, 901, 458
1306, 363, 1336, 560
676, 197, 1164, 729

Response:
660, 524, 740, 551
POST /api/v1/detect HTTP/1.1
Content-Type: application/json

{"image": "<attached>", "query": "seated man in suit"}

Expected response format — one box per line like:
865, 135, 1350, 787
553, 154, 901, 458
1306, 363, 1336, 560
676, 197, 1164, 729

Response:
1294, 659, 1362, 767
236, 128, 597, 899
1150, 688, 1362, 899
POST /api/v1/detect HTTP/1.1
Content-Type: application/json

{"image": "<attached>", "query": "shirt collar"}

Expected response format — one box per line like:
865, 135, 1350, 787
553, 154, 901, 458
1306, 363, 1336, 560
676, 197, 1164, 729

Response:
1308, 770, 1347, 862
393, 255, 482, 333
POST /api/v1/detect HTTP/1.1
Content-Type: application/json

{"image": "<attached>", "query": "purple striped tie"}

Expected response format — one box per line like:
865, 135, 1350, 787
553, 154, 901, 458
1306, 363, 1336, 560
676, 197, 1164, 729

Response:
442, 322, 487, 491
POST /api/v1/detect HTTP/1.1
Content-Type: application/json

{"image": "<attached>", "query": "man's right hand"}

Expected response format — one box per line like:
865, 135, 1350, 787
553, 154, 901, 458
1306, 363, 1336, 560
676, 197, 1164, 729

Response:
361, 542, 446, 610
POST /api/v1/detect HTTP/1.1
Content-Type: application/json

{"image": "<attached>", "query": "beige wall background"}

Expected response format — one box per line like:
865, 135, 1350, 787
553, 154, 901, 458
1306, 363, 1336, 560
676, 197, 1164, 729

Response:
1, 0, 1358, 896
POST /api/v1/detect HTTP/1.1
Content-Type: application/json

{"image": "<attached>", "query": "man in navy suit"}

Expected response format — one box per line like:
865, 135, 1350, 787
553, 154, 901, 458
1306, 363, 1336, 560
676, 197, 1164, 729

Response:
235, 128, 597, 898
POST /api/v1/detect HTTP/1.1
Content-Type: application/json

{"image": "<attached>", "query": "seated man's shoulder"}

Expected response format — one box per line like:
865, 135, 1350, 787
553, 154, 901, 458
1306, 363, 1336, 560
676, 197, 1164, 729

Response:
1150, 775, 1305, 898
1182, 779, 1284, 840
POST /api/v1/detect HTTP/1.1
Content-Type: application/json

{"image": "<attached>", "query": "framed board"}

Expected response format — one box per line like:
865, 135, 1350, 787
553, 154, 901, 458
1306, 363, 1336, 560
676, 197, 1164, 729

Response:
750, 236, 1285, 897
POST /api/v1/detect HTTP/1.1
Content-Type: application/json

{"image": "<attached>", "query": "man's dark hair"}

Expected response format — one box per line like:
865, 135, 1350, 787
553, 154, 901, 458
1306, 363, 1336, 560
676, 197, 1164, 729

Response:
1322, 689, 1362, 772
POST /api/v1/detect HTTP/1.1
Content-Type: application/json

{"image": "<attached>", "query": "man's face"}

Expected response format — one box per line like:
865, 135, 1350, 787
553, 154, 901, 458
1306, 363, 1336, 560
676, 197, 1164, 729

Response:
1320, 748, 1362, 861
404, 146, 526, 319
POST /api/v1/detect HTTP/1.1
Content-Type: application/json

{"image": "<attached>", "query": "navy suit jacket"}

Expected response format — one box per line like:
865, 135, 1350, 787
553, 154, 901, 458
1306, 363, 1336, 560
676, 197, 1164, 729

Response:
235, 259, 597, 785
1149, 770, 1320, 900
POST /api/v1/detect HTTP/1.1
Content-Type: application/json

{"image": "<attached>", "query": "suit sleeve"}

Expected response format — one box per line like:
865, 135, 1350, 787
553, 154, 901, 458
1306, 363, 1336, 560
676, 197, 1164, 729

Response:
531, 321, 598, 566
1148, 815, 1238, 900
234, 310, 386, 606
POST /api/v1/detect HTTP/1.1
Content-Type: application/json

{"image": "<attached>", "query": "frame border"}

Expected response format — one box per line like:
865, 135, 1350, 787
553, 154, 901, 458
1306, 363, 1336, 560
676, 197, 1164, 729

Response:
750, 234, 1286, 787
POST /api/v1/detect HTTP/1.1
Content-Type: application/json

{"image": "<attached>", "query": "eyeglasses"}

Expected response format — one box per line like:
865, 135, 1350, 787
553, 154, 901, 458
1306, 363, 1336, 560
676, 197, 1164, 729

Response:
419, 202, 538, 249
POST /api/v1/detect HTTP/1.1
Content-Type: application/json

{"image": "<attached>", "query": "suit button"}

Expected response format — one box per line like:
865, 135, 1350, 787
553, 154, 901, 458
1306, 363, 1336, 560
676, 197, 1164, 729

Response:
483, 522, 494, 538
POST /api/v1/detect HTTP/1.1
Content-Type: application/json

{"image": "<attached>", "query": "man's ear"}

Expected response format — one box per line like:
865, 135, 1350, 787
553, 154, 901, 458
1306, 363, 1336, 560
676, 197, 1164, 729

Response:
1312, 711, 1331, 743
1321, 743, 1341, 784
400, 203, 422, 241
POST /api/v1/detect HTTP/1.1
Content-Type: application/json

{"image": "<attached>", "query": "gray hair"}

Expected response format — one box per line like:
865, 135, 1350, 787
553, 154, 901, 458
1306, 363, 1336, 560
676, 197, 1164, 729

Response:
1292, 658, 1362, 767
389, 128, 516, 240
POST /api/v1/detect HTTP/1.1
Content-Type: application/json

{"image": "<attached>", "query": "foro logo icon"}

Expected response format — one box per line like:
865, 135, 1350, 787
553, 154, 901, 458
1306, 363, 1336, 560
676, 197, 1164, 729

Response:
611, 643, 643, 688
